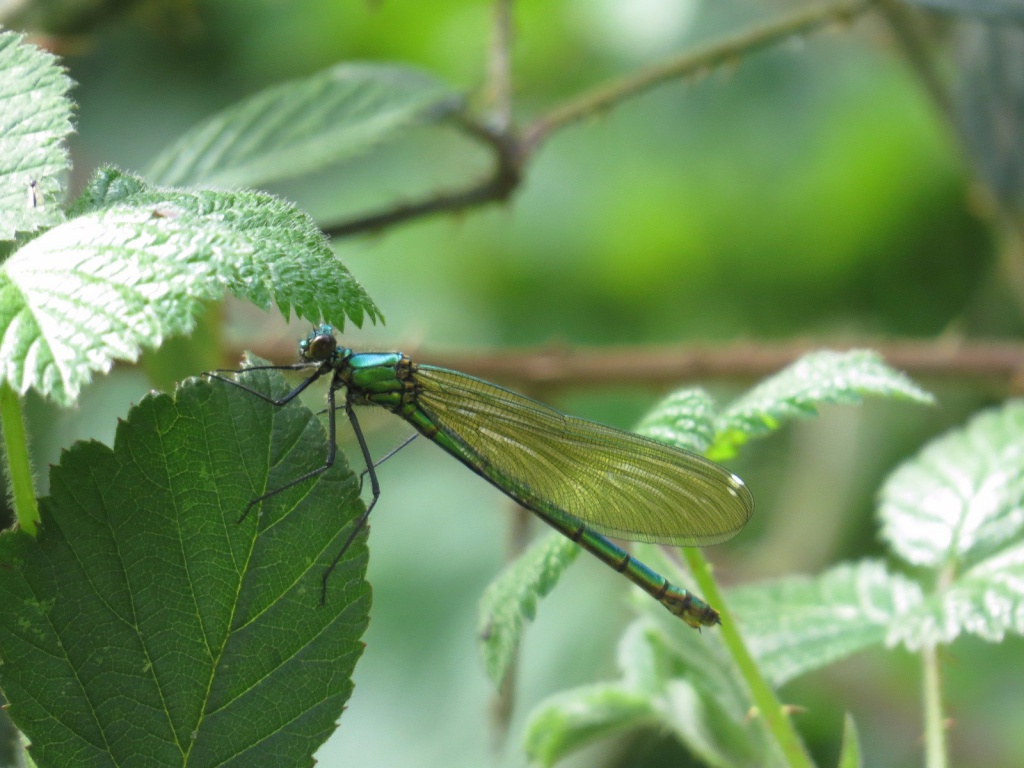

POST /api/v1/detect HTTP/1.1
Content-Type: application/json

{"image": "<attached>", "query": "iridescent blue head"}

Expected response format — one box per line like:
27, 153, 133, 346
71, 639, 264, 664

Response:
300, 324, 338, 362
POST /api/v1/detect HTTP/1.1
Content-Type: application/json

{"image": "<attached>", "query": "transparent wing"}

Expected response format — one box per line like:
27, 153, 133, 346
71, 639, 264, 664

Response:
415, 366, 753, 546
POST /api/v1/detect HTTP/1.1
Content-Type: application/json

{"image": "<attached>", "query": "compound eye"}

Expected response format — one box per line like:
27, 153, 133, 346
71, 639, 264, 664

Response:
300, 327, 337, 361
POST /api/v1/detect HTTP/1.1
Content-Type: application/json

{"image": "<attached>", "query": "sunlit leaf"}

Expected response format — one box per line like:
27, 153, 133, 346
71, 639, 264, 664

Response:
888, 540, 1024, 648
729, 561, 924, 686
1, 168, 381, 405
74, 168, 382, 328
0, 202, 242, 404
879, 400, 1024, 569
711, 350, 933, 460
635, 387, 717, 454
0, 30, 72, 238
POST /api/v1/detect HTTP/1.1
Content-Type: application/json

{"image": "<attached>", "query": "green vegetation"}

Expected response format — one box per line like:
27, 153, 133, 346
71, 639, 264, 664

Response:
0, 3, 1020, 766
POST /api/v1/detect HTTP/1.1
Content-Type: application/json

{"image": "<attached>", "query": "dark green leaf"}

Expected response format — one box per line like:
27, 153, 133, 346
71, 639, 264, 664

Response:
0, 369, 370, 768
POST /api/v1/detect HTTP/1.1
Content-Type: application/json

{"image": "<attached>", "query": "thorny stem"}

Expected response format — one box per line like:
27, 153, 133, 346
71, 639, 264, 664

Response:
323, 0, 871, 239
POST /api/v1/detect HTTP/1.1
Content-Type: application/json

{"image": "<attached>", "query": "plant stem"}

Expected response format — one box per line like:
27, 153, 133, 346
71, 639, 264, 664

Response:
485, 0, 515, 132
0, 382, 39, 535
683, 547, 815, 768
921, 643, 948, 768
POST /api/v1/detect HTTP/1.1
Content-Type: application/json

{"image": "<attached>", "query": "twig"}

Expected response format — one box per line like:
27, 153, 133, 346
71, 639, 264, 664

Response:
870, 0, 953, 121
322, 118, 521, 238
248, 337, 1024, 391
523, 0, 871, 151
322, 0, 870, 239
486, 0, 516, 132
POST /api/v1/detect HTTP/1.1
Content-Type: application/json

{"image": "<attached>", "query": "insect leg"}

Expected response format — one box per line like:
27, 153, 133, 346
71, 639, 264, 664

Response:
204, 362, 326, 406
356, 433, 419, 495
235, 368, 339, 522
321, 391, 382, 605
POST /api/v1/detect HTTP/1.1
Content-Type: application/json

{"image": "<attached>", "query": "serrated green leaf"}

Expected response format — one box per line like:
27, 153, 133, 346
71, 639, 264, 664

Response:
2, 168, 381, 405
477, 532, 580, 685
879, 400, 1024, 569
635, 387, 717, 454
0, 30, 72, 238
729, 561, 924, 686
0, 202, 244, 405
145, 63, 464, 188
75, 168, 382, 327
837, 713, 862, 768
0, 368, 370, 768
710, 350, 934, 460
888, 540, 1024, 649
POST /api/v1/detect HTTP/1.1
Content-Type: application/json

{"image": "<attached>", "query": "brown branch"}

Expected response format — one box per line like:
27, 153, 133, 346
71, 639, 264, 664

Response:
245, 337, 1024, 392
522, 0, 871, 152
322, 0, 870, 239
321, 118, 521, 238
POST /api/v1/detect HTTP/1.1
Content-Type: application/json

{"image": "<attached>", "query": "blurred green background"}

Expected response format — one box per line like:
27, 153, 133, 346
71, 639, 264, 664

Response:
11, 0, 1024, 766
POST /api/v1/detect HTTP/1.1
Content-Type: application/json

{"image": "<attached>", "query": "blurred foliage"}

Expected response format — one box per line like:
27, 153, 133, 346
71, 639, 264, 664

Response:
2, 0, 1021, 767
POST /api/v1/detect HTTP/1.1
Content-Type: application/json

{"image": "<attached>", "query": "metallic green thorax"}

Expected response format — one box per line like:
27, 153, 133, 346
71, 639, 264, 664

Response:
300, 325, 753, 628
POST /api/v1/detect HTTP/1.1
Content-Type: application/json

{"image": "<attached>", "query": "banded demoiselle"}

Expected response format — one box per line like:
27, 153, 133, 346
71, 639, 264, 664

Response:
207, 325, 753, 628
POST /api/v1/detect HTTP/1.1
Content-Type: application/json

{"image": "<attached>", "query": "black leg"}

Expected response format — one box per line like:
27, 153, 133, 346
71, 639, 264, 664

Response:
356, 433, 419, 494
204, 362, 327, 407
321, 392, 383, 605
235, 369, 339, 522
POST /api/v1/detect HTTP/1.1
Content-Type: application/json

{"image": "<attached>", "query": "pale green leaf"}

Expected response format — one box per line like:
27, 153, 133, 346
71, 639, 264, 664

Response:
0, 167, 381, 405
711, 350, 934, 460
73, 168, 382, 327
635, 387, 717, 454
837, 713, 863, 768
0, 30, 72, 238
523, 682, 657, 768
0, 203, 243, 405
888, 540, 1024, 648
477, 533, 580, 685
879, 399, 1024, 569
728, 561, 924, 685
524, 618, 773, 768
145, 62, 464, 188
